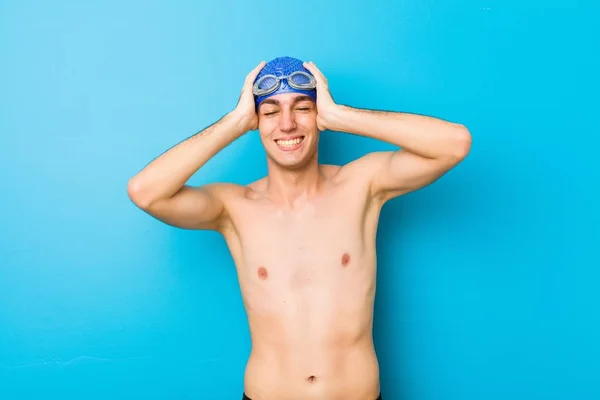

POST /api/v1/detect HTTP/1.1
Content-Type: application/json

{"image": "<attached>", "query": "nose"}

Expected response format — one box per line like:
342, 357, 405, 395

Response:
278, 108, 296, 133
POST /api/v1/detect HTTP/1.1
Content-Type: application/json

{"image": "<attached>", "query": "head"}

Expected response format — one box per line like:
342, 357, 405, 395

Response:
253, 56, 320, 171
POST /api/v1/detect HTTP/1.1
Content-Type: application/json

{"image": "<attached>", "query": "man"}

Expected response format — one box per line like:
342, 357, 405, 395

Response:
127, 56, 471, 400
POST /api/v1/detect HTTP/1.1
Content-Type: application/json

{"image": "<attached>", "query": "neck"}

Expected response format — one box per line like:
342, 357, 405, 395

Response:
265, 154, 324, 208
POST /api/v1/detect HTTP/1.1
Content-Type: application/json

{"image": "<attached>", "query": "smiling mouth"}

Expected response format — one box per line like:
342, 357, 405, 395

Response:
275, 136, 305, 149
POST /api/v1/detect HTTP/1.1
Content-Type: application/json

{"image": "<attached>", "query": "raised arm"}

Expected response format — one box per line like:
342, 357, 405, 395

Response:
127, 61, 266, 231
331, 107, 472, 203
303, 61, 472, 203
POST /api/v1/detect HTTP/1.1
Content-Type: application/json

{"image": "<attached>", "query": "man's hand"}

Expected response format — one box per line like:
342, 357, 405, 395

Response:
303, 61, 340, 132
232, 60, 266, 132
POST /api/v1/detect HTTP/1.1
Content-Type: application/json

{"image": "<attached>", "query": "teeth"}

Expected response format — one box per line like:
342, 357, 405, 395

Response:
276, 137, 303, 147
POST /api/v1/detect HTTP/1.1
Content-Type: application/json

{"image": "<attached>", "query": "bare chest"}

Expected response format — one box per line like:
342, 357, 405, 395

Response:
245, 206, 360, 270
223, 187, 380, 289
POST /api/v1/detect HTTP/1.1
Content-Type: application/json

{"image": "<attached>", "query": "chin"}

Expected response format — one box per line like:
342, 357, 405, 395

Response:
279, 158, 312, 170
268, 153, 311, 170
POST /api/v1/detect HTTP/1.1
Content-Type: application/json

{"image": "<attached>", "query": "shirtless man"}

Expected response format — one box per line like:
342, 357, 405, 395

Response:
127, 56, 471, 400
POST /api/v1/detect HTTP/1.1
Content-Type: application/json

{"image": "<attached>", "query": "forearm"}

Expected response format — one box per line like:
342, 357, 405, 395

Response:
128, 111, 247, 206
327, 105, 470, 159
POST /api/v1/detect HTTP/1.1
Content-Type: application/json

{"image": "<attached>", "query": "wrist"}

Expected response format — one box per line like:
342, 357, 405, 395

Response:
324, 104, 350, 132
226, 110, 254, 136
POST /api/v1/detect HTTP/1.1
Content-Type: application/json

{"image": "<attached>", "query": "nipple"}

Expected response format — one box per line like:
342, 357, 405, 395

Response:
257, 266, 268, 280
341, 253, 351, 267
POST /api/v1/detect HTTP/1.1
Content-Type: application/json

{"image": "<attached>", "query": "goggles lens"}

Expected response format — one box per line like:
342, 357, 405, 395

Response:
288, 71, 313, 87
253, 71, 316, 96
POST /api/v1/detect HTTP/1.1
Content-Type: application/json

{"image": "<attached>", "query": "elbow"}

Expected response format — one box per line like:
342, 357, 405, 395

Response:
452, 124, 472, 160
127, 178, 152, 209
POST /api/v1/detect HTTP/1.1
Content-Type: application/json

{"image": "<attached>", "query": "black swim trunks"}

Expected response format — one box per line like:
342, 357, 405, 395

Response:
242, 393, 382, 399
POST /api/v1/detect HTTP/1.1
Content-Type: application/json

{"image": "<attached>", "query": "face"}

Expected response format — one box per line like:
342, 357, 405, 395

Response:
257, 93, 319, 170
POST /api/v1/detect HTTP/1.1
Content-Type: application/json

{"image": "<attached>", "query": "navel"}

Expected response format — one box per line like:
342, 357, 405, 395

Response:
341, 253, 351, 267
307, 375, 317, 383
257, 266, 268, 280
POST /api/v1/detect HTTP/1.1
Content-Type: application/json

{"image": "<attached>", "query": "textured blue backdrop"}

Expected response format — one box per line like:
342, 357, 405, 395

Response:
1, 0, 598, 399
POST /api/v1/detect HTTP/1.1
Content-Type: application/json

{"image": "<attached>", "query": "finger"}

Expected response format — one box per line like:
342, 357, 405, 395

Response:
303, 61, 317, 77
304, 61, 327, 86
245, 61, 266, 83
306, 61, 324, 79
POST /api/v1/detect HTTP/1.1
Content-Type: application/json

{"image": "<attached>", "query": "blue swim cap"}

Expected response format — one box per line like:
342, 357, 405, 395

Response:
253, 56, 317, 110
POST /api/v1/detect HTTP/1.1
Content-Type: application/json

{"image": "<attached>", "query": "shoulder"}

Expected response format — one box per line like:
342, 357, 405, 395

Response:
334, 152, 391, 183
209, 177, 273, 203
243, 177, 268, 200
199, 182, 250, 205
329, 152, 397, 204
220, 176, 275, 202
203, 182, 246, 196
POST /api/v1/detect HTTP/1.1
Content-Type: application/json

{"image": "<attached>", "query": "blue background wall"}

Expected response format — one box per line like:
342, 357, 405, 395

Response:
1, 0, 598, 399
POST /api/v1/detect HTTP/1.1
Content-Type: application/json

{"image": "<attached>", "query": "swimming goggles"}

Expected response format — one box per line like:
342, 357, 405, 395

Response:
253, 71, 317, 97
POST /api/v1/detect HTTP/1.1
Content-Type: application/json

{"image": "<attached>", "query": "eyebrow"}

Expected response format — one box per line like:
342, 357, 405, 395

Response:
292, 95, 315, 104
260, 95, 315, 107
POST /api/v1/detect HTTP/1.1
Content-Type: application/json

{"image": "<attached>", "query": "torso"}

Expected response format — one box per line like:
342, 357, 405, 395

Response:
220, 164, 384, 400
